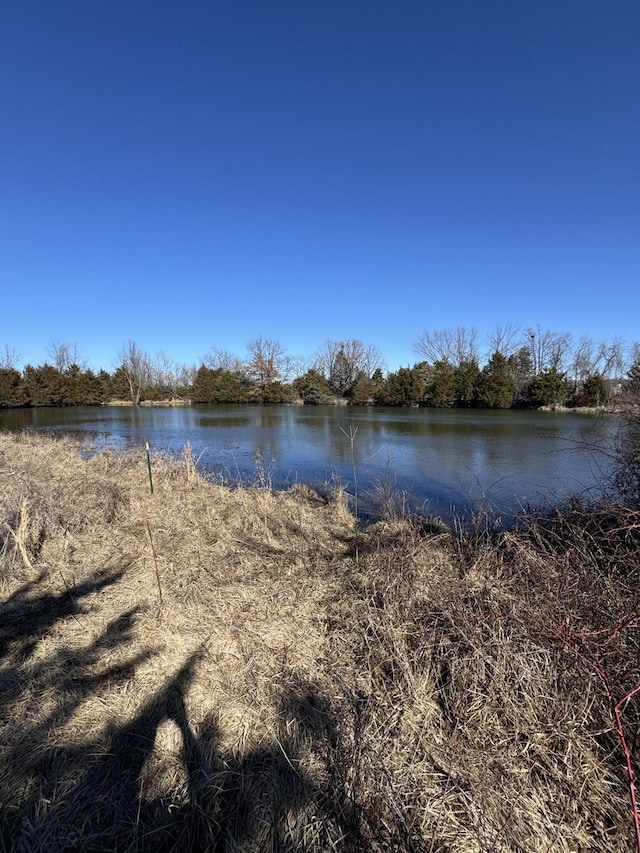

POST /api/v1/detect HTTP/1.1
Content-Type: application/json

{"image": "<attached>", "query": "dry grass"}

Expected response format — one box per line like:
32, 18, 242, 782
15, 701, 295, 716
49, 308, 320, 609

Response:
1, 430, 639, 851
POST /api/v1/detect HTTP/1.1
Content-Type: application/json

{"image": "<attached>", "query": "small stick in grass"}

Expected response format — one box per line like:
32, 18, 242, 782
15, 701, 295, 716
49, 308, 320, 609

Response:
145, 518, 163, 606
146, 442, 154, 494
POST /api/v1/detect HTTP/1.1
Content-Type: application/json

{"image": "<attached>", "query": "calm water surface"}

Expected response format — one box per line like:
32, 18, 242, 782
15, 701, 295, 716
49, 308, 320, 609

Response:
0, 405, 618, 521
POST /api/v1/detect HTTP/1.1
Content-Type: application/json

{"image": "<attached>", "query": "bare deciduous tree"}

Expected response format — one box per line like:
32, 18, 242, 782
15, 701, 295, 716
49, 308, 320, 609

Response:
202, 348, 244, 374
280, 354, 312, 384
526, 326, 572, 374
149, 351, 192, 396
150, 351, 171, 387
177, 363, 197, 390
117, 340, 151, 406
598, 337, 626, 380
0, 344, 20, 370
47, 341, 86, 372
570, 336, 624, 385
314, 339, 385, 393
486, 323, 521, 359
414, 327, 479, 367
246, 337, 286, 389
571, 336, 597, 385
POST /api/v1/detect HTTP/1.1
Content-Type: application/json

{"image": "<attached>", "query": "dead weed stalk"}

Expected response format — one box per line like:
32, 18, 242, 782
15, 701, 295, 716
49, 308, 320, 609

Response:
145, 518, 163, 606
4, 497, 34, 572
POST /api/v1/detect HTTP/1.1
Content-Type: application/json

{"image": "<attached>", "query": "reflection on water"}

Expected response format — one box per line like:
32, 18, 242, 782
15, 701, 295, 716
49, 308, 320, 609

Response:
197, 415, 252, 428
0, 404, 617, 522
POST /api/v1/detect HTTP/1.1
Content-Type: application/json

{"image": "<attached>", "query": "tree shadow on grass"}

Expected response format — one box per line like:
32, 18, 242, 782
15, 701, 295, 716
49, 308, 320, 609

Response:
0, 569, 360, 852
201, 679, 360, 852
0, 564, 159, 849
0, 565, 125, 661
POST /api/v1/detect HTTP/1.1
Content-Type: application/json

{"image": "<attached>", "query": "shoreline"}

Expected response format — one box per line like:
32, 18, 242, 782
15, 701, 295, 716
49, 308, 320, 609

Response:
102, 398, 617, 414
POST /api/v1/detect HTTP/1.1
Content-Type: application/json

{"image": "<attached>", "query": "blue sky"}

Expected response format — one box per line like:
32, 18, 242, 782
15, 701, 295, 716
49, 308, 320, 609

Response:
1, 0, 638, 372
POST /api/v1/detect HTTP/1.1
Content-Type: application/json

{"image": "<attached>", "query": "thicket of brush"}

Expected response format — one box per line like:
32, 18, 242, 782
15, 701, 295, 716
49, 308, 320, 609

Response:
1, 426, 640, 851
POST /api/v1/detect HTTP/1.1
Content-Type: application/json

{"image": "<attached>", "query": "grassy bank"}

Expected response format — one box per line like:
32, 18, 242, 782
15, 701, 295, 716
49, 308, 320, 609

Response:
1, 431, 640, 851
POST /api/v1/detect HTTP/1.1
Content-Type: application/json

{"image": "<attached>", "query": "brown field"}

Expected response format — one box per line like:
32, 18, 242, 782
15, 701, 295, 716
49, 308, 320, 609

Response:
1, 430, 640, 851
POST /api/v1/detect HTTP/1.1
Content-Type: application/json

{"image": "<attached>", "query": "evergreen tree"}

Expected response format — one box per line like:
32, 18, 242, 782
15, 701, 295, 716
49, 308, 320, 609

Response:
96, 370, 114, 402
349, 367, 387, 405
369, 368, 386, 402
426, 360, 456, 407
109, 366, 131, 401
192, 366, 250, 403
328, 347, 355, 396
576, 373, 609, 407
292, 369, 333, 404
627, 355, 640, 400
61, 364, 84, 406
380, 367, 426, 406
0, 367, 27, 407
76, 368, 111, 405
261, 381, 294, 403
454, 360, 480, 407
527, 368, 568, 408
23, 364, 66, 407
192, 366, 216, 402
349, 372, 377, 405
509, 347, 534, 405
477, 351, 515, 409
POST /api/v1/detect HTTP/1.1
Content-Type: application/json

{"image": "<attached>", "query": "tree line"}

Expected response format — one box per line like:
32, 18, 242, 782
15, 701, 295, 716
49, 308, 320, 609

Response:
1, 328, 639, 410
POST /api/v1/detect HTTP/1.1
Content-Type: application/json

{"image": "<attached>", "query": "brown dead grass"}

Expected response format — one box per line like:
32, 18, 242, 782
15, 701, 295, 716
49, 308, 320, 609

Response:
1, 430, 639, 851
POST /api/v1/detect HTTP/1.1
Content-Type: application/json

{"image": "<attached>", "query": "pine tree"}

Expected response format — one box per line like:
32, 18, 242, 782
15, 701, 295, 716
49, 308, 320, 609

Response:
0, 367, 27, 407
478, 352, 515, 409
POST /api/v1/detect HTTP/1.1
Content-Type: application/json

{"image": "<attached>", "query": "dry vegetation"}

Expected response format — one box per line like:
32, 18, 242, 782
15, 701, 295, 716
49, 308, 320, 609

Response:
1, 430, 640, 851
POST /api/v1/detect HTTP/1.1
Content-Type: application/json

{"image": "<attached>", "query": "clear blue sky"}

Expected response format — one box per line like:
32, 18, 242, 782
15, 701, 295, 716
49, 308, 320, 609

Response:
1, 0, 638, 372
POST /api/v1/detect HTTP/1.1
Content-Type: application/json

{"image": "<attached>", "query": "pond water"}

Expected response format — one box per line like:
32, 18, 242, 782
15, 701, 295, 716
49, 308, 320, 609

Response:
0, 404, 619, 522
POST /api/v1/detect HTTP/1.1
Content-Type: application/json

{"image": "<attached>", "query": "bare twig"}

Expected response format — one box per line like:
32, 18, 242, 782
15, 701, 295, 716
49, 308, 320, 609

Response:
145, 518, 163, 606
